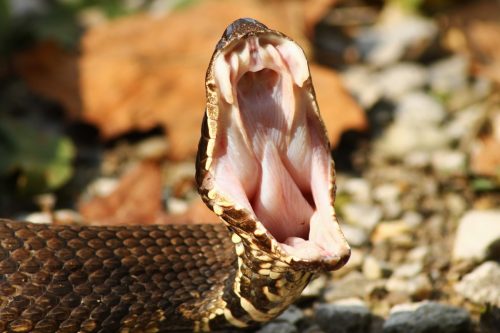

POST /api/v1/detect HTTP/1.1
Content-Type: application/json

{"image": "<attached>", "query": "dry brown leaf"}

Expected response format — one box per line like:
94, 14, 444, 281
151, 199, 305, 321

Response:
16, 0, 366, 159
310, 64, 367, 145
79, 161, 163, 225
471, 133, 500, 177
15, 42, 81, 118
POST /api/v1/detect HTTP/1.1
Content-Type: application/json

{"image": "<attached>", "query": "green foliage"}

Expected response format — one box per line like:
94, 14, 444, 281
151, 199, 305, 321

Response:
389, 0, 425, 13
472, 177, 499, 192
0, 116, 76, 194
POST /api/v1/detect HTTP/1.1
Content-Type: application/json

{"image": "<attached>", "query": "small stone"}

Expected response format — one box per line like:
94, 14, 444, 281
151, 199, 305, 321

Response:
383, 302, 471, 333
431, 150, 466, 175
87, 177, 119, 197
257, 322, 297, 333
372, 220, 411, 243
358, 9, 438, 66
455, 261, 500, 307
340, 225, 369, 247
23, 212, 52, 224
386, 274, 432, 299
395, 92, 446, 125
275, 305, 304, 325
341, 66, 382, 109
373, 184, 401, 203
343, 178, 372, 203
429, 55, 469, 95
407, 246, 430, 263
393, 262, 423, 278
135, 136, 169, 160
404, 151, 431, 168
377, 63, 428, 99
382, 201, 403, 220
444, 193, 467, 217
452, 210, 500, 262
362, 255, 384, 280
324, 271, 372, 302
343, 203, 382, 231
376, 123, 449, 158
302, 324, 326, 333
167, 197, 189, 215
315, 302, 372, 333
402, 211, 423, 229
444, 104, 484, 141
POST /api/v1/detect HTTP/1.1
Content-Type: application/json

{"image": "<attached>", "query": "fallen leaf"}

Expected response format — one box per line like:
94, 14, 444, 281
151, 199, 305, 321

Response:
15, 42, 81, 118
470, 134, 500, 178
310, 64, 367, 145
79, 161, 163, 225
17, 0, 366, 159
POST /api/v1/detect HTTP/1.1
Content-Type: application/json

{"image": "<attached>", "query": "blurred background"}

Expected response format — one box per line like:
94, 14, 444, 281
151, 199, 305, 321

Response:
0, 0, 499, 332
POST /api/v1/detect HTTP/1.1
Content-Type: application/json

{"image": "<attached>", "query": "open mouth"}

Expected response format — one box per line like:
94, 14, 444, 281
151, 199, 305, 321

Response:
208, 32, 350, 264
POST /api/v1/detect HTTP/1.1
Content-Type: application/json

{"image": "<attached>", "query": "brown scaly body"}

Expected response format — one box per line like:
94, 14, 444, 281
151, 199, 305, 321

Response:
0, 18, 350, 332
0, 221, 235, 332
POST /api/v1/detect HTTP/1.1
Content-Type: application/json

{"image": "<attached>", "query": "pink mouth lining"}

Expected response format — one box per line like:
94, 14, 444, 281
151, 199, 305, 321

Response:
210, 35, 349, 262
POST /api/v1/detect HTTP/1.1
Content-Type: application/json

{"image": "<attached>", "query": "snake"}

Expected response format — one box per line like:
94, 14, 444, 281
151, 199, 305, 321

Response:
0, 18, 350, 332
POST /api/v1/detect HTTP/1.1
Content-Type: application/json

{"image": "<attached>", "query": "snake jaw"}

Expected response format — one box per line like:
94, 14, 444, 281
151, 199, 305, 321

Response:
198, 18, 350, 272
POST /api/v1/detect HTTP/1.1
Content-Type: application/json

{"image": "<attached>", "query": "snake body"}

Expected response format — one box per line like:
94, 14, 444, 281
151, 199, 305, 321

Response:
0, 18, 350, 332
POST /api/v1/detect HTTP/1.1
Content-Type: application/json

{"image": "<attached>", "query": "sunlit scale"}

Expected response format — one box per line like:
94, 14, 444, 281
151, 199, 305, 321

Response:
211, 35, 348, 261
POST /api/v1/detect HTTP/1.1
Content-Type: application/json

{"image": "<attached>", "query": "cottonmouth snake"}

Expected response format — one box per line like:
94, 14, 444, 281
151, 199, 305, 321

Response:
0, 18, 350, 332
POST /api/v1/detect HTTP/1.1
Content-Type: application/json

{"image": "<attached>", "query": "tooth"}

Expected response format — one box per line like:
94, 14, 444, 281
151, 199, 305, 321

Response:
239, 43, 250, 69
230, 53, 239, 83
214, 55, 233, 104
277, 41, 308, 87
264, 44, 285, 71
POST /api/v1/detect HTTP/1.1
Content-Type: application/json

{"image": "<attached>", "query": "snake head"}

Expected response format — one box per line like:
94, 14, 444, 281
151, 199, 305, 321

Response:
197, 18, 350, 272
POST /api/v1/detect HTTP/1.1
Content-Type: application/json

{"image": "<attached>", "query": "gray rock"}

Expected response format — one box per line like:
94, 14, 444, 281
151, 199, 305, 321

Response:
257, 322, 298, 333
275, 305, 304, 325
395, 92, 446, 125
431, 150, 466, 175
373, 184, 401, 203
341, 224, 369, 247
455, 261, 500, 307
343, 203, 383, 232
324, 271, 374, 302
377, 63, 428, 99
315, 303, 372, 333
383, 302, 471, 333
376, 123, 448, 158
341, 66, 382, 109
429, 56, 469, 95
452, 210, 500, 262
357, 10, 438, 66
342, 177, 372, 203
393, 262, 423, 278
406, 246, 430, 263
363, 255, 384, 280
444, 104, 485, 141
302, 324, 326, 333
386, 274, 432, 299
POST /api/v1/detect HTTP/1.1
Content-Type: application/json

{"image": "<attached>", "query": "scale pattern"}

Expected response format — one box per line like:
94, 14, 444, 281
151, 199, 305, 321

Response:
0, 220, 235, 332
